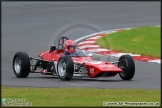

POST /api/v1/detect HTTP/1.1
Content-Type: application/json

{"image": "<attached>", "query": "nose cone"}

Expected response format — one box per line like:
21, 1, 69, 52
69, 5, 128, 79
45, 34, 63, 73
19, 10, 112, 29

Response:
86, 61, 122, 72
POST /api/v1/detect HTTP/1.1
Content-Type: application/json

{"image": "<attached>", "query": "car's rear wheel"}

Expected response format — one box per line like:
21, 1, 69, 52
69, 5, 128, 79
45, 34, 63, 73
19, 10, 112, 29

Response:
118, 55, 135, 80
57, 55, 74, 81
13, 52, 30, 78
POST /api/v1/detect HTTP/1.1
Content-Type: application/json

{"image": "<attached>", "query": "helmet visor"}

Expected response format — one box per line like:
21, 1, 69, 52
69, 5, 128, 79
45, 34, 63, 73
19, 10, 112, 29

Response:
68, 46, 75, 50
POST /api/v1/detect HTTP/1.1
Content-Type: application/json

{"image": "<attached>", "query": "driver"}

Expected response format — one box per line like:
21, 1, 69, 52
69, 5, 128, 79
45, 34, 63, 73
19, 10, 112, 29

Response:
64, 40, 79, 56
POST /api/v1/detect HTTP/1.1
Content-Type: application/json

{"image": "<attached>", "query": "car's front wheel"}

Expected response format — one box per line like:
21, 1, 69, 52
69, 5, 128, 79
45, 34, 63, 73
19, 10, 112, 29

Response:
57, 55, 74, 81
118, 55, 135, 80
13, 52, 30, 78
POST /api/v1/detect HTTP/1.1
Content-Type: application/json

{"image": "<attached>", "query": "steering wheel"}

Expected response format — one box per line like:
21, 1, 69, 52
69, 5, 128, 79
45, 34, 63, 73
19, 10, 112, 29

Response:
56, 37, 68, 54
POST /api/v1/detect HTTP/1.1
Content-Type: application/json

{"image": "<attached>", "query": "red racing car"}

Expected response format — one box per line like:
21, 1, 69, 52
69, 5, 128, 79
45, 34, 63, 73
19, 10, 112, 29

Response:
13, 37, 135, 81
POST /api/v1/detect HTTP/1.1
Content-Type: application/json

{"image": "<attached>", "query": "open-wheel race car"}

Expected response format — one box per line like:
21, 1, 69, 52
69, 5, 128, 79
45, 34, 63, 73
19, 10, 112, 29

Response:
13, 37, 135, 81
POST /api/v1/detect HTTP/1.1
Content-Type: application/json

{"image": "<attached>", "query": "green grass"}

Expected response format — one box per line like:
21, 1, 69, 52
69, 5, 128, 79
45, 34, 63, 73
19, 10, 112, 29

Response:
2, 86, 160, 107
96, 26, 161, 58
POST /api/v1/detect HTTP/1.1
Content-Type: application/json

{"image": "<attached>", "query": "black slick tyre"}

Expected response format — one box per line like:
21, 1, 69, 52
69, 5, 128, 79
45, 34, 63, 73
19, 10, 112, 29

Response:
118, 55, 135, 80
13, 52, 30, 78
57, 55, 74, 81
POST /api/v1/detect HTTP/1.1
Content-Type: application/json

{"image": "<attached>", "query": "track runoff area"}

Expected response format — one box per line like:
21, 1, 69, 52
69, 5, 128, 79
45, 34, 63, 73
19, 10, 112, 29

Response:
75, 26, 161, 64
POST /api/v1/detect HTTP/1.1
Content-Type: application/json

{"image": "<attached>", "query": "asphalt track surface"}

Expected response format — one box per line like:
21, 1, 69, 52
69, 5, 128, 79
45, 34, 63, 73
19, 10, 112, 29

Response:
2, 2, 160, 89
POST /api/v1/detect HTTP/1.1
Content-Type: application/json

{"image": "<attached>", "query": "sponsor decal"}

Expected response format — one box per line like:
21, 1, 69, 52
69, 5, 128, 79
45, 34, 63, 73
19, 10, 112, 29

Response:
99, 64, 114, 68
89, 68, 94, 74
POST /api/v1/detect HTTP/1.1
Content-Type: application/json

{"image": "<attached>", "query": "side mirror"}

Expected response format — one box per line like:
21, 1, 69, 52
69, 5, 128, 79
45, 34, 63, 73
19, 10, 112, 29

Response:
49, 45, 56, 53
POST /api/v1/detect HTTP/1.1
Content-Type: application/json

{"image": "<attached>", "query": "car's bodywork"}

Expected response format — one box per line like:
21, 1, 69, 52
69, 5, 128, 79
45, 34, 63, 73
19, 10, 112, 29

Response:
13, 37, 135, 81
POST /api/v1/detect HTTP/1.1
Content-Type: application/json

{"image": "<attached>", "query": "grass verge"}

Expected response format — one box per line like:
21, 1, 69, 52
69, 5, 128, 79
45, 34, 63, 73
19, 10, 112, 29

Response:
2, 86, 160, 107
96, 26, 160, 58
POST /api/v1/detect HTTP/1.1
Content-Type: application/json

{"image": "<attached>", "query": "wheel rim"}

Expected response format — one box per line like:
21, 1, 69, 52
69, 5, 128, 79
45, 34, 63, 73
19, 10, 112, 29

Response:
14, 57, 21, 74
119, 59, 127, 76
58, 59, 66, 77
